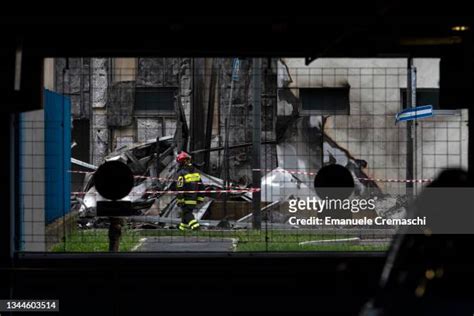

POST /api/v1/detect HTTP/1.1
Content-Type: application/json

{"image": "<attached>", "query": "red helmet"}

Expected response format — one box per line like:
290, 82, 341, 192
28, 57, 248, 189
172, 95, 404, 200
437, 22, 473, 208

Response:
176, 151, 191, 164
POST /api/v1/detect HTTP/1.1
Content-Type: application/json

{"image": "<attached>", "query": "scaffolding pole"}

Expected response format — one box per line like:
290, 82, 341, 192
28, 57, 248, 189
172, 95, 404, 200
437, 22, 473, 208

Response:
406, 58, 417, 198
252, 58, 262, 229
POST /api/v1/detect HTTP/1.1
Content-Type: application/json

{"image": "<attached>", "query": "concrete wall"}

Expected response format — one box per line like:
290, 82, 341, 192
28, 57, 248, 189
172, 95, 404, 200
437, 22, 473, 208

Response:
43, 58, 55, 91
91, 58, 109, 166
113, 58, 136, 82
418, 110, 469, 181
278, 58, 468, 196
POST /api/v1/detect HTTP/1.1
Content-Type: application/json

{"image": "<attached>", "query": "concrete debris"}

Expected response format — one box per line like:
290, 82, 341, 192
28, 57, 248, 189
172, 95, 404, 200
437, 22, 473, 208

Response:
236, 200, 280, 222
374, 195, 408, 220
77, 136, 171, 220
75, 135, 253, 229
74, 131, 412, 230
127, 216, 294, 230
260, 167, 314, 202
71, 158, 98, 171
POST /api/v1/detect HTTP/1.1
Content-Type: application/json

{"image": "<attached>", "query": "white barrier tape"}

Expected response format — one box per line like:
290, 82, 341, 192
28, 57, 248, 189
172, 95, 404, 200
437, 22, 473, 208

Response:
71, 158, 98, 170
358, 178, 432, 183
69, 170, 92, 174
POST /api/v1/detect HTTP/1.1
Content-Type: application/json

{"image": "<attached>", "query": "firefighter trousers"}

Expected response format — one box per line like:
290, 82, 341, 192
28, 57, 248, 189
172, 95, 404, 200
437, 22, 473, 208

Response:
179, 205, 200, 230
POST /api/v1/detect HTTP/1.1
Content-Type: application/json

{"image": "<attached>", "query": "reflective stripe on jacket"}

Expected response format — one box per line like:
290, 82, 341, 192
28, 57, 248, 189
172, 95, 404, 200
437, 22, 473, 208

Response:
176, 164, 204, 205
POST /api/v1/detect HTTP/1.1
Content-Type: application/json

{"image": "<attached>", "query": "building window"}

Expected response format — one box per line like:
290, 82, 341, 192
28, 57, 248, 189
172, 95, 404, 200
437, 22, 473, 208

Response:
112, 58, 137, 83
401, 88, 439, 109
134, 87, 176, 114
299, 88, 350, 115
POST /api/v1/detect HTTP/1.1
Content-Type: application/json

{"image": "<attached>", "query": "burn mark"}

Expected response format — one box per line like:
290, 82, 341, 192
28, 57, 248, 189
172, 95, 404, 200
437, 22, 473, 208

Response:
321, 116, 380, 191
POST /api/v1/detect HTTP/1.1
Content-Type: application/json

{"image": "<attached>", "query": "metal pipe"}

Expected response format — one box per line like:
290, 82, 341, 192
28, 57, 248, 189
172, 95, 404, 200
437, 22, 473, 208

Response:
406, 58, 417, 198
190, 140, 276, 155
204, 59, 217, 173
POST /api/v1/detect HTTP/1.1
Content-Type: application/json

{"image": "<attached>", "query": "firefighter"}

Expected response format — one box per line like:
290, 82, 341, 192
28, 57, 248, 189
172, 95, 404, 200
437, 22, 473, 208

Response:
175, 151, 204, 231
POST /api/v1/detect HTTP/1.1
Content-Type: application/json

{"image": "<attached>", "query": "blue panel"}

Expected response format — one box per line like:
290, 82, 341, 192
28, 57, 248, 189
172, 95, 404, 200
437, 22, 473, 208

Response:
44, 89, 71, 224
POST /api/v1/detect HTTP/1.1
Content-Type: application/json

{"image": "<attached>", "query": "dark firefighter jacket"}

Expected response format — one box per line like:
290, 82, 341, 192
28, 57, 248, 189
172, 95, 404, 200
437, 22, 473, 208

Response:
176, 163, 205, 206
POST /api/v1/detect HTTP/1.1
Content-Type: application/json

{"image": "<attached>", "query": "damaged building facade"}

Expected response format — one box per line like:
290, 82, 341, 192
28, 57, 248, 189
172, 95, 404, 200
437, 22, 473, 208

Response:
18, 57, 468, 250
276, 58, 468, 197
53, 57, 467, 216
53, 58, 277, 189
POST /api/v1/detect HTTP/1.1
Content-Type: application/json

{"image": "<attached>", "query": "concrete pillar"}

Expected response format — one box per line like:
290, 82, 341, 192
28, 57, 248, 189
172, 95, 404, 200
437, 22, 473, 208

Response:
91, 58, 109, 166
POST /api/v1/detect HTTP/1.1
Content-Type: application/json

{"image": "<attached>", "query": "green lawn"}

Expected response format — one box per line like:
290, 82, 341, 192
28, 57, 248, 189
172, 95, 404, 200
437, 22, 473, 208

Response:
50, 229, 141, 252
51, 228, 390, 252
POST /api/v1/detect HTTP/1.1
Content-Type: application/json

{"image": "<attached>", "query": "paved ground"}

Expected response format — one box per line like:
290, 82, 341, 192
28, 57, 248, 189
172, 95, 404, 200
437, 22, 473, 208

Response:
133, 236, 237, 252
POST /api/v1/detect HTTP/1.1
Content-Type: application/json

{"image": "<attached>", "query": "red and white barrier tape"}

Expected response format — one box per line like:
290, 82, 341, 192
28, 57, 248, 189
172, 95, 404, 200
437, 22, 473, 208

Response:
70, 170, 243, 186
71, 188, 260, 196
252, 168, 433, 183
253, 168, 318, 176
145, 188, 260, 194
133, 175, 177, 182
69, 170, 177, 183
70, 167, 433, 188
358, 177, 432, 183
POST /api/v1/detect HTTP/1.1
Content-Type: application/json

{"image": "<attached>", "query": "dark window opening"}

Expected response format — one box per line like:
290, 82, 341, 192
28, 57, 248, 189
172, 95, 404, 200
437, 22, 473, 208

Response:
401, 88, 439, 109
71, 119, 90, 192
300, 88, 350, 115
134, 87, 176, 113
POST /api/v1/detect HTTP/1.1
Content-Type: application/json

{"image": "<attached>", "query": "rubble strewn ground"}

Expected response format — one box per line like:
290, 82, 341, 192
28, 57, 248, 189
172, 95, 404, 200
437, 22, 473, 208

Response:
73, 136, 408, 231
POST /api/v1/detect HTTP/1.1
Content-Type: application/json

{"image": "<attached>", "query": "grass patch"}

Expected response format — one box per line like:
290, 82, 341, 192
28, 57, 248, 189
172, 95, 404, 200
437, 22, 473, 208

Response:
50, 229, 142, 252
